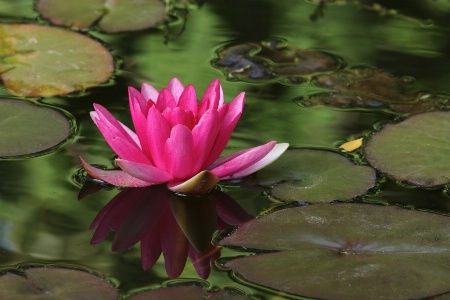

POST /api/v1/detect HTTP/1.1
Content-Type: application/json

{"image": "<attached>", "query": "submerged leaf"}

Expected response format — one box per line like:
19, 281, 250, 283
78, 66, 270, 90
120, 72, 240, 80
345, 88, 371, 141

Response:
0, 99, 73, 157
219, 203, 450, 300
255, 149, 376, 203
212, 38, 341, 83
0, 23, 113, 97
298, 67, 449, 114
365, 111, 450, 187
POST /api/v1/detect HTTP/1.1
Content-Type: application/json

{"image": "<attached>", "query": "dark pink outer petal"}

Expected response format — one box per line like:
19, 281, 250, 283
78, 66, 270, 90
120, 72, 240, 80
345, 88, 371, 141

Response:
116, 159, 174, 184
80, 157, 152, 187
208, 141, 277, 179
188, 244, 220, 279
164, 124, 195, 180
141, 226, 162, 270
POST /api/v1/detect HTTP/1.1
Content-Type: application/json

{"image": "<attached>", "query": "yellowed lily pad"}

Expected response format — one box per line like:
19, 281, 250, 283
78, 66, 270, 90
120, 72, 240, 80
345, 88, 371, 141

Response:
0, 99, 74, 158
0, 23, 113, 96
255, 149, 376, 203
365, 111, 450, 187
37, 0, 166, 32
219, 203, 450, 300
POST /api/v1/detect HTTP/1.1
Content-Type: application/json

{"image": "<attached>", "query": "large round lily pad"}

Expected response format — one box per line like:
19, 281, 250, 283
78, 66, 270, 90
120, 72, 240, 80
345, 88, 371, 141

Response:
0, 99, 73, 157
36, 0, 166, 33
0, 23, 114, 97
255, 149, 376, 203
365, 111, 450, 187
0, 267, 117, 299
219, 203, 450, 300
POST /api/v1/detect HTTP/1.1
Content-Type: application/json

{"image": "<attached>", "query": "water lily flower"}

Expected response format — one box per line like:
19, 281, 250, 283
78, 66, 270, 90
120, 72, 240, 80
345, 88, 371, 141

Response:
80, 78, 288, 194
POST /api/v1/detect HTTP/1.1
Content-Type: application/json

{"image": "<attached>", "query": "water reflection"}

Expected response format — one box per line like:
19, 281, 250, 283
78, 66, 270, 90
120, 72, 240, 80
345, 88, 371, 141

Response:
80, 184, 252, 279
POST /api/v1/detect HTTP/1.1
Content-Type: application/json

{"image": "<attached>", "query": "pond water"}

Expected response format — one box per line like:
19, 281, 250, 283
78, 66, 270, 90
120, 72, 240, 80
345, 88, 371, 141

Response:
2, 0, 450, 299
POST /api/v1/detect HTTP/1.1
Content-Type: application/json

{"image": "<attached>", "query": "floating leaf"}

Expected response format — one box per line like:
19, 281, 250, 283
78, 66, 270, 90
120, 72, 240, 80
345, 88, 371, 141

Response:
0, 267, 117, 300
0, 23, 113, 96
219, 203, 450, 300
255, 149, 376, 203
212, 38, 341, 83
339, 138, 363, 152
36, 0, 166, 32
298, 67, 449, 114
0, 99, 73, 158
365, 111, 450, 187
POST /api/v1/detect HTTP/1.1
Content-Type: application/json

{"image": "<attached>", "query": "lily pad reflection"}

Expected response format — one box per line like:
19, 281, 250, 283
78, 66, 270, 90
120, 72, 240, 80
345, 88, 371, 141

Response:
219, 203, 450, 300
255, 149, 376, 203
365, 111, 450, 187
0, 99, 74, 158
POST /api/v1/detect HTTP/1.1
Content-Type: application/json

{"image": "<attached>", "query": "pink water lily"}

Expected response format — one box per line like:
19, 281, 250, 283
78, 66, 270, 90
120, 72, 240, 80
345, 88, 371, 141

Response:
80, 78, 288, 193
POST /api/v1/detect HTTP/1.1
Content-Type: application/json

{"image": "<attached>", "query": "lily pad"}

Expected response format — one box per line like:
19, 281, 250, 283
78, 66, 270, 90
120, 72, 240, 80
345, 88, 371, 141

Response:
0, 266, 117, 299
299, 67, 450, 114
254, 149, 376, 203
365, 111, 450, 187
212, 38, 341, 83
0, 99, 74, 158
36, 0, 166, 32
0, 23, 114, 96
219, 203, 450, 300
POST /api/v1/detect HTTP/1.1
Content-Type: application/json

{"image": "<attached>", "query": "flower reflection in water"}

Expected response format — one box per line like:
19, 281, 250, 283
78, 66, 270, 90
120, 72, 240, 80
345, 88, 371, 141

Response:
83, 185, 252, 279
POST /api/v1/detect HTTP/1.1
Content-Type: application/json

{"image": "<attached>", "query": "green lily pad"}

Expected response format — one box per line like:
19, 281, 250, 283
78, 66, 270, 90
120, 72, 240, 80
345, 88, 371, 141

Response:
219, 203, 450, 300
0, 23, 114, 97
36, 0, 166, 33
0, 99, 73, 158
364, 111, 450, 187
127, 286, 252, 300
0, 266, 117, 299
254, 149, 376, 203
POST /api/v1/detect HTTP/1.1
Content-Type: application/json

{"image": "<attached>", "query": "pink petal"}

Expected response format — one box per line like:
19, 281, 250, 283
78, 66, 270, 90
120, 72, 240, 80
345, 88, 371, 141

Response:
191, 109, 220, 171
163, 107, 196, 129
80, 157, 152, 187
228, 143, 289, 179
128, 87, 151, 150
128, 86, 147, 114
208, 141, 277, 179
156, 88, 176, 112
116, 159, 174, 184
91, 104, 140, 148
198, 79, 222, 116
141, 82, 159, 103
145, 106, 171, 171
164, 124, 194, 179
177, 84, 198, 114
203, 92, 245, 167
188, 244, 220, 279
167, 78, 185, 102
212, 190, 253, 225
